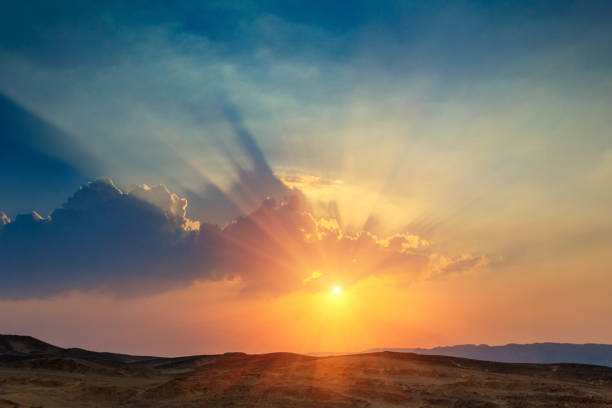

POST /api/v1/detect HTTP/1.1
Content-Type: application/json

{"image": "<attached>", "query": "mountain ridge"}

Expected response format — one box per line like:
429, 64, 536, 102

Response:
366, 342, 612, 367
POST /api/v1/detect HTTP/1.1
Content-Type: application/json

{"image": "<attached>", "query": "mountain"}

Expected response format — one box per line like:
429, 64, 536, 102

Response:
367, 343, 612, 367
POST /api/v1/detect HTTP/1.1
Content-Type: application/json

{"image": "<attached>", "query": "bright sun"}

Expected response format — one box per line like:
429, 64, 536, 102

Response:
332, 286, 342, 295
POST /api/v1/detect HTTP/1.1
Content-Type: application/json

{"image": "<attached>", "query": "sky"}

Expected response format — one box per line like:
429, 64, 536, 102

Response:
1, 0, 611, 356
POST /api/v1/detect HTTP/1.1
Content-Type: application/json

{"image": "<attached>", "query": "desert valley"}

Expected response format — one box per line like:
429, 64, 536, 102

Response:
1, 335, 611, 407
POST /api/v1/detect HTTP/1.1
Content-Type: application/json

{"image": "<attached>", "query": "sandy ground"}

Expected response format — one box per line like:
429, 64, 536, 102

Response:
1, 349, 611, 407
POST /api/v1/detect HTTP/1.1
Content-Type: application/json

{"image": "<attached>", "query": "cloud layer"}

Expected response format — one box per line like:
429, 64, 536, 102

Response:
0, 179, 486, 299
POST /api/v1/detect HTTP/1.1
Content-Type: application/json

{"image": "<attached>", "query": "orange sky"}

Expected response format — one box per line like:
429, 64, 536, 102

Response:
1, 174, 611, 355
1, 245, 609, 356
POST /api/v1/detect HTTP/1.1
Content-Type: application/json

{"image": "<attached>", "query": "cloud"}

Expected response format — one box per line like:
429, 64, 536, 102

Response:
0, 179, 208, 298
128, 184, 200, 231
0, 179, 487, 299
215, 195, 432, 293
428, 253, 489, 278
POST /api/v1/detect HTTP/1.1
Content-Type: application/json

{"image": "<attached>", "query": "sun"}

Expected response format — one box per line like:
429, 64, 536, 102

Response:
332, 286, 342, 295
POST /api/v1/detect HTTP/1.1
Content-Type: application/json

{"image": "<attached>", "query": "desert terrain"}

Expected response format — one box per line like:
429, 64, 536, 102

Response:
1, 335, 611, 407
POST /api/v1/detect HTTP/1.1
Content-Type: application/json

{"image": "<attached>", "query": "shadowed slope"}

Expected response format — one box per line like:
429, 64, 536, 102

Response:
0, 335, 62, 355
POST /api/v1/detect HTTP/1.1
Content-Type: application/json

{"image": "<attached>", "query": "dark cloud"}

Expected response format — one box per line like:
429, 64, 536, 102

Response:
0, 180, 207, 298
0, 93, 102, 217
0, 179, 486, 299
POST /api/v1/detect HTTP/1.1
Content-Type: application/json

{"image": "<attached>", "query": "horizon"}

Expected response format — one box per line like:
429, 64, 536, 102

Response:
1, 0, 611, 358
3, 333, 612, 360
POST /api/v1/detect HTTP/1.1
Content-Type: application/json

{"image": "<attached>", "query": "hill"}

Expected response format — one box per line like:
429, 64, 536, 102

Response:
0, 334, 62, 355
1, 334, 611, 407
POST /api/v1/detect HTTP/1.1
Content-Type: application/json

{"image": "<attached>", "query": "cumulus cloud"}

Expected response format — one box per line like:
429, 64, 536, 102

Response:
0, 179, 487, 299
128, 184, 200, 231
0, 179, 211, 298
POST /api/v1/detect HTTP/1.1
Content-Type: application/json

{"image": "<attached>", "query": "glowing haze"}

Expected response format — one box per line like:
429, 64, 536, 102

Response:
1, 1, 611, 356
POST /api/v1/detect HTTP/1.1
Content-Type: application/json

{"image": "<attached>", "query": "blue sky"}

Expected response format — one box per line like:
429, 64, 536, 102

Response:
3, 0, 610, 244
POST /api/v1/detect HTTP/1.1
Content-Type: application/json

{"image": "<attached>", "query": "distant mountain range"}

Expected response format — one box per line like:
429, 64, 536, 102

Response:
366, 343, 612, 367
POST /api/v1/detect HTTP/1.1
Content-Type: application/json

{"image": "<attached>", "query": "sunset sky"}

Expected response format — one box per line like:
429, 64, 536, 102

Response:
1, 1, 611, 356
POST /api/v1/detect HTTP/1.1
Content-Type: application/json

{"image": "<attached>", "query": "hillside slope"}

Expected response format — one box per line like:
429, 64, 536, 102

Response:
1, 335, 611, 407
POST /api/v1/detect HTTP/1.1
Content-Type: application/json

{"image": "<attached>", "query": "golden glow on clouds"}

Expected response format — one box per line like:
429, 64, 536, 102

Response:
303, 270, 322, 283
276, 170, 411, 231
